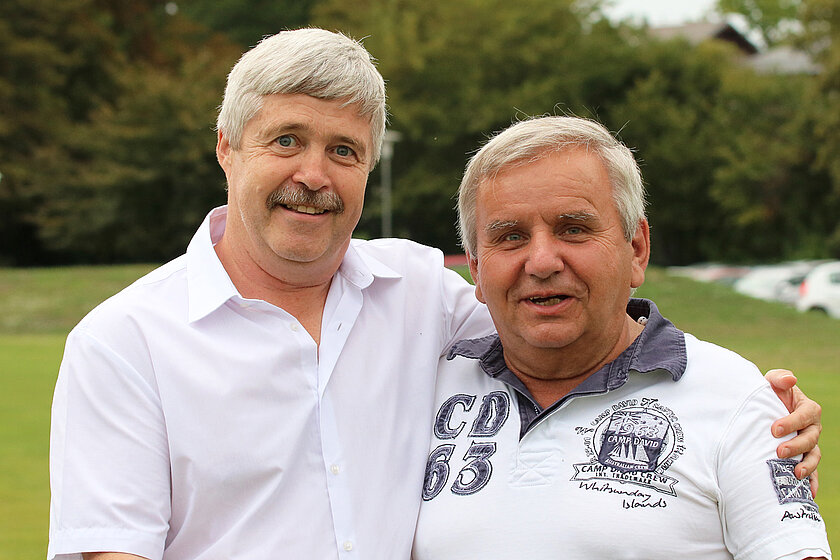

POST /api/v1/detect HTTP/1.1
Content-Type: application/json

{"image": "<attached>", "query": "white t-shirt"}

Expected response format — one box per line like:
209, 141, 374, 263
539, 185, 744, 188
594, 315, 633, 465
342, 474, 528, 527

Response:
49, 206, 494, 560
413, 301, 831, 560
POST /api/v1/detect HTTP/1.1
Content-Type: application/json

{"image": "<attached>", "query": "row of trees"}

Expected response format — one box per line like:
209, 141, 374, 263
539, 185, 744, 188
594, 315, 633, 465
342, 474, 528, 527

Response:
2, 0, 840, 265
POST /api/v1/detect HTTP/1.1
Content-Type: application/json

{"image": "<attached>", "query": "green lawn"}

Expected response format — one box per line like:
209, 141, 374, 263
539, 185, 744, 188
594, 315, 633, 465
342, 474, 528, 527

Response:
0, 264, 157, 335
0, 265, 155, 559
1, 265, 838, 557
0, 334, 65, 559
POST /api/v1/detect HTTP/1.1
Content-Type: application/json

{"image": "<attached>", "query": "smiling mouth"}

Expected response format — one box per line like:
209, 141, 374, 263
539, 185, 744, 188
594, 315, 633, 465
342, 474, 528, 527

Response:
266, 186, 344, 215
282, 204, 327, 215
529, 295, 569, 306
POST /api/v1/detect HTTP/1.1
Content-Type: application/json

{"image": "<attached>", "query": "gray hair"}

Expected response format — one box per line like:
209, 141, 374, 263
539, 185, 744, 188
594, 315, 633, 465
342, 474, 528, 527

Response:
457, 116, 646, 256
217, 28, 387, 164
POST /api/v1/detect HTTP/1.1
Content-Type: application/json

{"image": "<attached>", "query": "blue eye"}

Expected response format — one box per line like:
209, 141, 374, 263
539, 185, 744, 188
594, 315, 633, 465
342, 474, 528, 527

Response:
276, 135, 296, 147
335, 145, 354, 157
566, 226, 583, 235
504, 233, 522, 242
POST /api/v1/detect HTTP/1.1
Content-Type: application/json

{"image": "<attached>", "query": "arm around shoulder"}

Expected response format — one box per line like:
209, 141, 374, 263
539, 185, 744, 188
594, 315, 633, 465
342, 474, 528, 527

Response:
439, 262, 493, 346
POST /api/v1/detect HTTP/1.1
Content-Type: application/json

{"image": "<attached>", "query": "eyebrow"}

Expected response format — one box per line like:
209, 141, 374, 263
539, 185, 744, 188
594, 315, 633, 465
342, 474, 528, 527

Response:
557, 211, 597, 222
484, 220, 519, 234
485, 212, 596, 231
258, 121, 307, 140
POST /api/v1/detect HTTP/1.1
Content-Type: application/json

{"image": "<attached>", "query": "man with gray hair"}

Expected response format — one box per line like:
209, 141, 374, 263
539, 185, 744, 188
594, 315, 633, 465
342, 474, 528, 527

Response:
49, 28, 492, 560
48, 29, 822, 560
413, 116, 831, 559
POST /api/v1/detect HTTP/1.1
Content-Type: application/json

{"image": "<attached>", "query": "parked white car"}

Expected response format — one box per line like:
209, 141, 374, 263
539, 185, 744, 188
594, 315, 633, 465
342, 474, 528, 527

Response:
667, 263, 750, 285
733, 263, 814, 304
796, 260, 840, 318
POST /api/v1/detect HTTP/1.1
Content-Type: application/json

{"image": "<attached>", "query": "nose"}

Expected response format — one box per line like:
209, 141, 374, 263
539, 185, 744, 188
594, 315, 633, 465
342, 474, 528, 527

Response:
291, 149, 331, 191
523, 232, 564, 279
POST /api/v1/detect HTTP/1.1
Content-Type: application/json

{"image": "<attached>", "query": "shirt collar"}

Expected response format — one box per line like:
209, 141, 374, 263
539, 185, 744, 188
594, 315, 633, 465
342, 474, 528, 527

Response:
186, 206, 403, 322
448, 298, 687, 391
339, 240, 403, 289
186, 206, 240, 322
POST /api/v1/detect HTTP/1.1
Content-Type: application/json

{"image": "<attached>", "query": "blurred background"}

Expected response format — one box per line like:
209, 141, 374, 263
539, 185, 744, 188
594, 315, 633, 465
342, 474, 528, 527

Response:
2, 0, 840, 267
2, 0, 840, 557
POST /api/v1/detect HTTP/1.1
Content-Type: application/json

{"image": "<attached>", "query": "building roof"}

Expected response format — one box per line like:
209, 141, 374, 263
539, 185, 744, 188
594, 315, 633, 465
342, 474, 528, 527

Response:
649, 22, 819, 74
649, 22, 759, 55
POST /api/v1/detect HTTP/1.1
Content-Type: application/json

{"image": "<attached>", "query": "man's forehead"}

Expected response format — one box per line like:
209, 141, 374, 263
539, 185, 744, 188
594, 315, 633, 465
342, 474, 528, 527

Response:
253, 93, 371, 128
475, 181, 611, 236
501, 149, 605, 179
477, 150, 612, 205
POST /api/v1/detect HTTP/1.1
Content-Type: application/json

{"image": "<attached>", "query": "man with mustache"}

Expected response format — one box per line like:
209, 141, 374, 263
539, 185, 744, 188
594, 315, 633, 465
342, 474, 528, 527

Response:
48, 29, 823, 560
412, 116, 830, 559
266, 184, 345, 215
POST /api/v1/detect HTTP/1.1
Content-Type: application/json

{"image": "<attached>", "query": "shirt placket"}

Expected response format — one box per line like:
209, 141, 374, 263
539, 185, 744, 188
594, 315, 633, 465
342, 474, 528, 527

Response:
317, 277, 365, 558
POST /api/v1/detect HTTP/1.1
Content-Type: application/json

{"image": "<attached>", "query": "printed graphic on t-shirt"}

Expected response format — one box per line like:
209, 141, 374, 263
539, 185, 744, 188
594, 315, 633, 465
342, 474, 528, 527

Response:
767, 458, 823, 523
572, 398, 685, 500
423, 391, 510, 501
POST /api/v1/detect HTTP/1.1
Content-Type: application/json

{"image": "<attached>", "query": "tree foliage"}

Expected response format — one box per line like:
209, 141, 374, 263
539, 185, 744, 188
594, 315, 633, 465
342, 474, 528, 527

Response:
607, 36, 838, 263
0, 0, 123, 263
1, 1, 240, 264
33, 48, 234, 262
312, 0, 639, 250
176, 0, 318, 47
800, 0, 840, 253
2, 0, 839, 265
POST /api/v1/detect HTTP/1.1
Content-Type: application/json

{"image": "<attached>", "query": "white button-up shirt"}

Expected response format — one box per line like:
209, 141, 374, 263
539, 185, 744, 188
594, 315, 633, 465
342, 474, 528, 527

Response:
49, 206, 493, 560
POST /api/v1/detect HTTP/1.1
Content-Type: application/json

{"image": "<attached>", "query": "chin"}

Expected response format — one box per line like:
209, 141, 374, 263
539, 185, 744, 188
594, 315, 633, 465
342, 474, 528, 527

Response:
519, 328, 580, 350
267, 242, 322, 263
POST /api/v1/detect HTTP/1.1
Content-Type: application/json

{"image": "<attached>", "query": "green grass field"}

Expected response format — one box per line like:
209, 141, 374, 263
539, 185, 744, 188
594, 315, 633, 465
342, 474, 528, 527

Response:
1, 265, 838, 557
0, 265, 156, 559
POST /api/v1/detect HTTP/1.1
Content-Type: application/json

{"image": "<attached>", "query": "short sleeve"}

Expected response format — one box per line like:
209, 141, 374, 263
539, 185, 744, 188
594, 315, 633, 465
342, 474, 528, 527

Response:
49, 327, 171, 560
715, 383, 831, 560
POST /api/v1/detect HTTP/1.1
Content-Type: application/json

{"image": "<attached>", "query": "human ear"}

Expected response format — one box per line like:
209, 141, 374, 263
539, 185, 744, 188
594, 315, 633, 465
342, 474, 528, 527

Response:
216, 131, 232, 172
466, 251, 486, 303
630, 219, 650, 289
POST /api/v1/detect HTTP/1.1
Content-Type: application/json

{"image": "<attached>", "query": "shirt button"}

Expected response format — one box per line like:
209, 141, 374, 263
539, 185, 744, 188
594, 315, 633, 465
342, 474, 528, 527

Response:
343, 541, 353, 552
330, 464, 340, 475
290, 323, 299, 332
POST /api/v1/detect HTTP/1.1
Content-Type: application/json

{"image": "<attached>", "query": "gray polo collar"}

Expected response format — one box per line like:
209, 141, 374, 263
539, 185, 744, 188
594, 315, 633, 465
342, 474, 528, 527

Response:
447, 298, 687, 437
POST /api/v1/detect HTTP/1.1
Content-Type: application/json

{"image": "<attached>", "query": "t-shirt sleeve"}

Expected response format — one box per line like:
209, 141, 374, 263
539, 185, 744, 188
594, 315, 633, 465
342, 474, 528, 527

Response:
49, 327, 170, 560
715, 383, 831, 560
438, 264, 494, 354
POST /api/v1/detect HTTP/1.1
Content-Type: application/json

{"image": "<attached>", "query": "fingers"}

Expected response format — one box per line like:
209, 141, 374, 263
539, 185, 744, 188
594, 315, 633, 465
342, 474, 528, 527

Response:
809, 470, 819, 498
771, 387, 821, 437
765, 368, 797, 392
777, 423, 821, 459
792, 444, 820, 496
765, 369, 797, 413
764, 368, 821, 498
